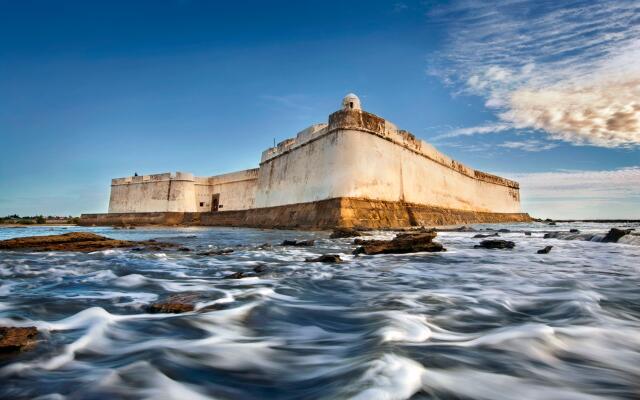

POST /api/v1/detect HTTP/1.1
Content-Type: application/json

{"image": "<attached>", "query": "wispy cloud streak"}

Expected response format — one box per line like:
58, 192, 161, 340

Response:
429, 0, 640, 148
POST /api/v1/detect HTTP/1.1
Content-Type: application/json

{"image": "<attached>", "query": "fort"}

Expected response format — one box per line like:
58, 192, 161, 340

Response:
80, 94, 530, 228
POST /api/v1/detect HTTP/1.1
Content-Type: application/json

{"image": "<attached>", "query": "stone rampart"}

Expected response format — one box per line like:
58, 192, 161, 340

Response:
82, 197, 531, 229
253, 109, 521, 213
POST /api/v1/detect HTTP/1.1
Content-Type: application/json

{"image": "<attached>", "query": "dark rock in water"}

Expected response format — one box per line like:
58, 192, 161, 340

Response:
537, 245, 553, 254
473, 233, 499, 238
253, 264, 268, 274
548, 222, 557, 226
256, 243, 271, 250
474, 240, 515, 249
0, 232, 174, 252
281, 239, 315, 247
438, 226, 475, 232
146, 293, 202, 313
329, 228, 361, 239
569, 229, 580, 233
498, 229, 511, 233
305, 254, 342, 263
128, 226, 136, 230
223, 271, 246, 279
178, 247, 191, 252
146, 302, 194, 314
524, 231, 532, 236
602, 228, 633, 243
544, 232, 596, 241
197, 248, 234, 256
353, 232, 445, 255
0, 326, 38, 352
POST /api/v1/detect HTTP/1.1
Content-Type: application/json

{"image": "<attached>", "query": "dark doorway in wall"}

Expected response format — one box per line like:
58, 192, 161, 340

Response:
211, 194, 220, 212
350, 102, 354, 109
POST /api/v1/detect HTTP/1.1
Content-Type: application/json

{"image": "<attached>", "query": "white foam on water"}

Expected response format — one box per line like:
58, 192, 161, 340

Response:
113, 273, 148, 288
82, 269, 119, 282
33, 394, 66, 400
0, 282, 15, 296
97, 361, 215, 400
378, 312, 432, 343
157, 280, 213, 292
619, 234, 640, 246
422, 368, 606, 400
351, 354, 426, 400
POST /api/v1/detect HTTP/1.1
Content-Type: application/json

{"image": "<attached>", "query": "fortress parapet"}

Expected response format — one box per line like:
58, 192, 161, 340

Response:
111, 172, 194, 186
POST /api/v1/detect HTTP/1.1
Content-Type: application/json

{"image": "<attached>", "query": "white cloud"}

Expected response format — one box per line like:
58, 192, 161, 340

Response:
428, 0, 640, 148
502, 167, 640, 219
433, 122, 512, 139
498, 139, 558, 152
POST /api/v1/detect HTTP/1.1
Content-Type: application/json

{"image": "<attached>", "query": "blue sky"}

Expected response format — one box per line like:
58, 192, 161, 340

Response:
0, 0, 638, 218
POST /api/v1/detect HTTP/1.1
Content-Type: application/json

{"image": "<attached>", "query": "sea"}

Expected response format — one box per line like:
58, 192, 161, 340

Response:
0, 222, 639, 399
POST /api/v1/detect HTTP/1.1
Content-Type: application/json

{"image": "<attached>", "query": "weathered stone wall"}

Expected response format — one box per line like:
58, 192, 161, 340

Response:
109, 170, 258, 213
254, 109, 521, 213
108, 172, 197, 213
194, 169, 258, 212
82, 197, 530, 229
338, 198, 530, 229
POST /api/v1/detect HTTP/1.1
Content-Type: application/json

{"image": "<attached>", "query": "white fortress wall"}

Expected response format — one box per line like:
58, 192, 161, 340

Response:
254, 126, 344, 208
194, 169, 259, 212
254, 110, 520, 213
332, 129, 520, 213
109, 172, 197, 213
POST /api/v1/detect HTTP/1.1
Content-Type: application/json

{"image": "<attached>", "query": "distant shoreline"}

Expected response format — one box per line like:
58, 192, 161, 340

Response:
0, 224, 78, 228
552, 220, 640, 223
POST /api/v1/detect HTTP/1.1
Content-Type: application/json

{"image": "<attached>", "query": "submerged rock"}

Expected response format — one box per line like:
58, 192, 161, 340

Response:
602, 228, 633, 243
223, 271, 246, 279
305, 254, 342, 263
543, 231, 593, 241
570, 229, 580, 233
253, 264, 268, 274
537, 245, 553, 254
146, 293, 199, 314
0, 232, 173, 252
329, 228, 362, 239
474, 239, 515, 249
524, 231, 532, 236
281, 239, 315, 247
437, 226, 475, 232
0, 326, 38, 352
353, 232, 445, 255
473, 233, 499, 238
197, 248, 234, 256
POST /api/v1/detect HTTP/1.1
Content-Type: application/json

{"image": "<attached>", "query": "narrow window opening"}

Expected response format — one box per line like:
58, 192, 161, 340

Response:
199, 202, 204, 207
349, 102, 354, 109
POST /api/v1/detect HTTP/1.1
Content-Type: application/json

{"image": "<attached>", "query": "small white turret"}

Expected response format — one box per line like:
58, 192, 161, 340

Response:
342, 93, 361, 111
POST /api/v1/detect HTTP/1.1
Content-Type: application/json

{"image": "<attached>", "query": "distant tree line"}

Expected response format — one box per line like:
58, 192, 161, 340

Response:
0, 215, 80, 225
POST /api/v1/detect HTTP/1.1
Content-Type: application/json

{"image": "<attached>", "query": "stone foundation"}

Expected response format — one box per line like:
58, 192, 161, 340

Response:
80, 198, 531, 229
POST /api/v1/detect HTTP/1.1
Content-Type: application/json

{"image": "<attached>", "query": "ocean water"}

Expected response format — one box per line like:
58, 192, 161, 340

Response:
0, 223, 639, 399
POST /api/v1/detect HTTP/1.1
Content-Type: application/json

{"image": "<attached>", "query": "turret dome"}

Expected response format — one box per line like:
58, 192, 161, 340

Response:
342, 93, 361, 111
